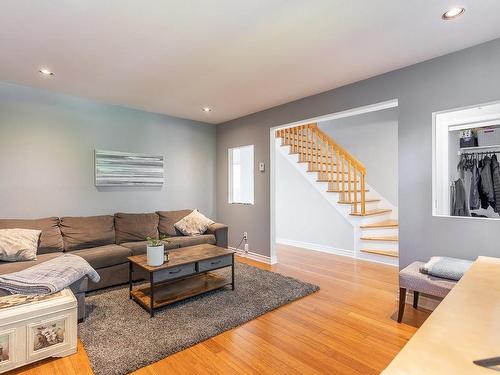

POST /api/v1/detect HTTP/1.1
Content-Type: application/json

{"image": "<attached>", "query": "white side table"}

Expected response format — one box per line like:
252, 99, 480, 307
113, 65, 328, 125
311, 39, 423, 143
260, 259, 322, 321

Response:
0, 288, 77, 373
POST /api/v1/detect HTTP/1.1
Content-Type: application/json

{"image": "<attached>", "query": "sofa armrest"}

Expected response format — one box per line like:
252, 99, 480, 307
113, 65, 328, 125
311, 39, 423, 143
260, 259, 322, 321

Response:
207, 223, 228, 248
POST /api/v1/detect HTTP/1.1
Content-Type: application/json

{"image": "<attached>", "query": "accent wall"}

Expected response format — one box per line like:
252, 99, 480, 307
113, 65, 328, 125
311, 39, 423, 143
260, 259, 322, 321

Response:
0, 82, 216, 219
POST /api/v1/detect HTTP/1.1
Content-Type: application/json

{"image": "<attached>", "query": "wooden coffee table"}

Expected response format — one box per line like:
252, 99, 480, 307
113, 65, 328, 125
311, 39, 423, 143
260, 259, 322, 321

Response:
127, 244, 235, 317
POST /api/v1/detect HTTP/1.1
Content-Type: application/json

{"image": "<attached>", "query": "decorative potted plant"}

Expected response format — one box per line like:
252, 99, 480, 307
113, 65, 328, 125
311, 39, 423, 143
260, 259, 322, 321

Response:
146, 236, 170, 267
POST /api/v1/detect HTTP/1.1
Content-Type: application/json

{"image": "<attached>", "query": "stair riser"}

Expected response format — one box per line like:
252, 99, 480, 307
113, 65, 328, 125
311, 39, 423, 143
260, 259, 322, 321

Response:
350, 203, 382, 213
360, 228, 398, 237
359, 242, 399, 251
359, 213, 395, 226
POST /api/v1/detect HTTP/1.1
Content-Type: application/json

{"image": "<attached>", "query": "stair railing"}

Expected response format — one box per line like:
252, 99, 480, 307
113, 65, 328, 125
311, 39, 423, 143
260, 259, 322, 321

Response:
276, 123, 367, 215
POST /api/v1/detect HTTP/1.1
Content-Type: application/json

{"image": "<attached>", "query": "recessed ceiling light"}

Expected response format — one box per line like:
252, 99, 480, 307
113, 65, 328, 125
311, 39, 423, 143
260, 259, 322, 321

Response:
202, 107, 212, 112
39, 68, 55, 76
442, 7, 465, 20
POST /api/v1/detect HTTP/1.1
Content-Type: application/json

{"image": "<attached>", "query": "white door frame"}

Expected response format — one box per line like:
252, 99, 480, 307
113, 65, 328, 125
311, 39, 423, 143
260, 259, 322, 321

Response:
269, 99, 399, 262
432, 98, 500, 219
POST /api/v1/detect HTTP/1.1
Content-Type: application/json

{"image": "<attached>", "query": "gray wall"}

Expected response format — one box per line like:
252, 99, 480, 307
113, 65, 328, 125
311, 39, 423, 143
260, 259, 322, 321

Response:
0, 82, 216, 219
216, 38, 500, 268
319, 108, 398, 206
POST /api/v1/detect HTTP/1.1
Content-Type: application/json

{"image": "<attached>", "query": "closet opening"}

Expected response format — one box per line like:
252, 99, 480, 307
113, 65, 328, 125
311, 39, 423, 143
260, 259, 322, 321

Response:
433, 100, 500, 219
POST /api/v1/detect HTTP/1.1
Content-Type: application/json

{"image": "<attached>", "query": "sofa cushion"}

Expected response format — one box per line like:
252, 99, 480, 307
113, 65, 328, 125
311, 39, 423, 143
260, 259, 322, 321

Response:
0, 253, 62, 275
167, 234, 216, 248
157, 210, 192, 237
121, 240, 180, 256
0, 217, 63, 254
0, 228, 41, 262
114, 213, 159, 244
60, 216, 115, 251
71, 245, 132, 269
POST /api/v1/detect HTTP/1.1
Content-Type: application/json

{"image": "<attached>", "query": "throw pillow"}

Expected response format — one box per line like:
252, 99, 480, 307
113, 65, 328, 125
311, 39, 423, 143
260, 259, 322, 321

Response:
419, 256, 473, 281
174, 210, 214, 236
0, 228, 41, 262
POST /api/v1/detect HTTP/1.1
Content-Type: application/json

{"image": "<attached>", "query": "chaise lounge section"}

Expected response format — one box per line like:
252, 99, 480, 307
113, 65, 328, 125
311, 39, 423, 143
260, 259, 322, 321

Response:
0, 210, 228, 321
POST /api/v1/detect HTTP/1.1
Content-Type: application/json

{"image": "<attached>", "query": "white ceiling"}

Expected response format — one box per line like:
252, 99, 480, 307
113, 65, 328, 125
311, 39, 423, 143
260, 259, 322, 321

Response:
1, 1, 500, 124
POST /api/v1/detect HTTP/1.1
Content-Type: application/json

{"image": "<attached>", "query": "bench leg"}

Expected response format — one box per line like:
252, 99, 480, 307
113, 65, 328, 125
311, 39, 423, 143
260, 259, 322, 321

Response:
413, 291, 419, 309
397, 287, 406, 323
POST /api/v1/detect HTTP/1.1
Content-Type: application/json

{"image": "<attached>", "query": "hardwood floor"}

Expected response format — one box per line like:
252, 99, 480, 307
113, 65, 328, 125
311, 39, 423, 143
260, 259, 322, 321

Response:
8, 245, 430, 375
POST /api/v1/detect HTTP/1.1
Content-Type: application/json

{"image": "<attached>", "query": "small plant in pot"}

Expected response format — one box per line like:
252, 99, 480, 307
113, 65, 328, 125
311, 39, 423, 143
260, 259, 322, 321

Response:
146, 236, 170, 267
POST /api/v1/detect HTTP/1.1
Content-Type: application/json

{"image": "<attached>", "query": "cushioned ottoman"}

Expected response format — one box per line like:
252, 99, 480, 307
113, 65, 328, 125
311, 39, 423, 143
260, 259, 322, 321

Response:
398, 261, 457, 322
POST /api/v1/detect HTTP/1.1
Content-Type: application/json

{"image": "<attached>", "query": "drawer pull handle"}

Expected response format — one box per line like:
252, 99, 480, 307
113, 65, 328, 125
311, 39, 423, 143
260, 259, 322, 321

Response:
169, 269, 182, 274
210, 260, 222, 265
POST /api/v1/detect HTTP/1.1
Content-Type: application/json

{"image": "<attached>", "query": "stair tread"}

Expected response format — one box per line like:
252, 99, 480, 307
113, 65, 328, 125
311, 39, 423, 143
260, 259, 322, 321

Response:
360, 235, 399, 242
361, 249, 399, 258
360, 220, 399, 229
350, 208, 391, 216
338, 198, 380, 204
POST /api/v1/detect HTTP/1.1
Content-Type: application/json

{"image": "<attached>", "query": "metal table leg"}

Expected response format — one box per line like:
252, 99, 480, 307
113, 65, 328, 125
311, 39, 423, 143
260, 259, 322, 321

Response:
150, 272, 155, 318
231, 253, 235, 290
128, 261, 133, 299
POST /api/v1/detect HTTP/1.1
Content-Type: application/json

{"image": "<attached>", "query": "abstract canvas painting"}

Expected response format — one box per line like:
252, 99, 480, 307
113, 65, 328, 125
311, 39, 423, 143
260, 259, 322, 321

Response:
95, 150, 164, 186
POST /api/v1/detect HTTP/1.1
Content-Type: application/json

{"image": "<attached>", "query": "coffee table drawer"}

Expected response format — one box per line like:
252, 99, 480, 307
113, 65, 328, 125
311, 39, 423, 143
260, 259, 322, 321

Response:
198, 255, 232, 272
152, 263, 196, 283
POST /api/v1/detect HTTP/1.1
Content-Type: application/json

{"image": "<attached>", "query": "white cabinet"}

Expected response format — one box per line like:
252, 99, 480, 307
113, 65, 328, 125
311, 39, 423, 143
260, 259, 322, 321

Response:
0, 289, 77, 373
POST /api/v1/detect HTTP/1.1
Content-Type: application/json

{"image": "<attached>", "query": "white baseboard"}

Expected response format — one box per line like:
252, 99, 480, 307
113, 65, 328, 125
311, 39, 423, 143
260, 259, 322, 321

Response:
229, 247, 278, 265
276, 238, 355, 258
404, 291, 441, 311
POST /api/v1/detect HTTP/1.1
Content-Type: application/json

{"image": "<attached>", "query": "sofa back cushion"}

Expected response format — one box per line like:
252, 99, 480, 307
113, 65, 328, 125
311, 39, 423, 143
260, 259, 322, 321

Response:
0, 217, 63, 254
60, 215, 115, 251
114, 213, 159, 244
157, 210, 192, 236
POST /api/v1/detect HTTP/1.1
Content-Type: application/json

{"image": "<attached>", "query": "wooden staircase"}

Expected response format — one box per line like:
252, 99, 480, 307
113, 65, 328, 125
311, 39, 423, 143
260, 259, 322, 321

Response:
276, 123, 399, 260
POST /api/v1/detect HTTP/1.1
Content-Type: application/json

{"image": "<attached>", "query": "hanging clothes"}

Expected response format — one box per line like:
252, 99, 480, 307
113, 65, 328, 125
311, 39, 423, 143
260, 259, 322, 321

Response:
452, 178, 470, 217
450, 182, 456, 216
479, 156, 495, 209
469, 158, 481, 210
491, 154, 500, 213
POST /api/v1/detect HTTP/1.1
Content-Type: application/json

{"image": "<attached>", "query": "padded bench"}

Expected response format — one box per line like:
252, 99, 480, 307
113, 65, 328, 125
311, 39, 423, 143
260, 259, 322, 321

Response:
398, 261, 457, 322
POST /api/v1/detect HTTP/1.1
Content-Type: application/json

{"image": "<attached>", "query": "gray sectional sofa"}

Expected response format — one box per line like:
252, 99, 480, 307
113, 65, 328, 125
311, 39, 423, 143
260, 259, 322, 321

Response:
0, 210, 228, 320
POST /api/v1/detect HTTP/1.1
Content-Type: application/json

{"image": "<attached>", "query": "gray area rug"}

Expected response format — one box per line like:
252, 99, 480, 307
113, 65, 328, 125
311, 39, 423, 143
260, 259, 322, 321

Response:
79, 261, 319, 375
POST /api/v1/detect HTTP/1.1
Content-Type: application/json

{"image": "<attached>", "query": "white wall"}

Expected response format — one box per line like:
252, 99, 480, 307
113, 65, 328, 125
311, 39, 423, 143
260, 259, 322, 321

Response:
319, 108, 398, 206
275, 149, 354, 253
0, 82, 216, 219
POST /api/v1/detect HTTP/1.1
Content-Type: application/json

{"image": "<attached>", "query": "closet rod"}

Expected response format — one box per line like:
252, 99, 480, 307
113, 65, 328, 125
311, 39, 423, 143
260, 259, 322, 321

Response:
460, 151, 500, 156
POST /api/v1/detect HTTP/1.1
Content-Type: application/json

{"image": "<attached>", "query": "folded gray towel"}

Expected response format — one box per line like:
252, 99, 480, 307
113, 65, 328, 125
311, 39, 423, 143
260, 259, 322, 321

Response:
0, 253, 100, 295
419, 256, 473, 281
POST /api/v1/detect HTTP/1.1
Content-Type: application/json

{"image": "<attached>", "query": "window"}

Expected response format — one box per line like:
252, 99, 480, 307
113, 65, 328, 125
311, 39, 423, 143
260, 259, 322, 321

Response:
228, 145, 254, 204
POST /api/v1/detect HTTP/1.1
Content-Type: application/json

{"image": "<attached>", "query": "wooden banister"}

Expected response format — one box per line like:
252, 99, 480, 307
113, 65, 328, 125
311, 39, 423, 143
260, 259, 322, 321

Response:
277, 123, 367, 215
